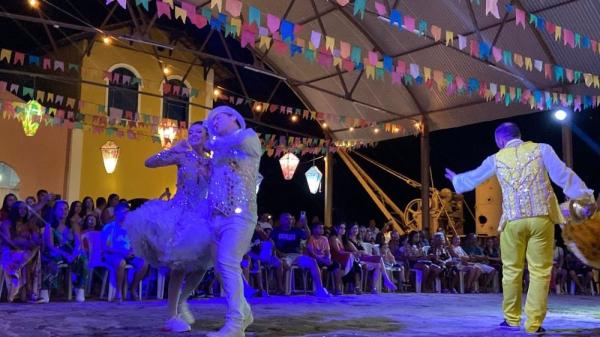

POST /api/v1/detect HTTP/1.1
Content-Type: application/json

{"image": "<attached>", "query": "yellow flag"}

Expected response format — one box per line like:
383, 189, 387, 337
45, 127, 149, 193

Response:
423, 67, 432, 81
500, 85, 506, 97
259, 36, 272, 49
525, 57, 533, 71
594, 75, 600, 88
174, 6, 187, 22
0, 48, 11, 62
445, 31, 454, 46
325, 36, 335, 52
163, 0, 174, 9
230, 17, 242, 36
210, 0, 222, 12
554, 26, 562, 41
365, 64, 375, 79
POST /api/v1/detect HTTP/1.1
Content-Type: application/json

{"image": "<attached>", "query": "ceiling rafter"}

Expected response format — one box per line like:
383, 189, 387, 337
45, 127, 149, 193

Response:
79, 2, 119, 61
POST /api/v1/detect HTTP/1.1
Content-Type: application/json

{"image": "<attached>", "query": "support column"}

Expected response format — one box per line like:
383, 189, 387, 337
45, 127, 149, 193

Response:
324, 153, 333, 228
562, 124, 573, 168
420, 116, 430, 235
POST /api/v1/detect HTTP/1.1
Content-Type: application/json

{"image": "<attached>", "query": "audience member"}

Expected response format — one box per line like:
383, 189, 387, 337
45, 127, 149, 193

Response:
101, 202, 148, 301
100, 193, 120, 225
1, 193, 17, 221
329, 223, 362, 294
552, 240, 568, 294
449, 235, 482, 293
67, 201, 83, 235
307, 223, 343, 295
81, 197, 95, 217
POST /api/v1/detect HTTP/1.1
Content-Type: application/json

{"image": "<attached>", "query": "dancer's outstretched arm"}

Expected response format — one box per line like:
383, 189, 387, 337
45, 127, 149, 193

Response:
206, 129, 261, 157
445, 155, 496, 194
145, 141, 188, 168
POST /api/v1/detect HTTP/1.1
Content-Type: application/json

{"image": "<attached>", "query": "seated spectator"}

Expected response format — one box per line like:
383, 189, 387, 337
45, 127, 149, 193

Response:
401, 231, 437, 292
67, 201, 83, 235
366, 220, 379, 244
552, 239, 568, 294
41, 200, 88, 303
483, 237, 502, 271
329, 223, 362, 294
566, 252, 594, 295
463, 233, 498, 291
345, 224, 397, 293
81, 196, 95, 217
449, 235, 481, 293
1, 193, 18, 221
375, 221, 394, 245
418, 230, 430, 247
271, 213, 329, 296
0, 201, 42, 302
307, 223, 343, 295
101, 202, 148, 301
100, 193, 120, 226
25, 196, 36, 207
94, 197, 107, 221
247, 221, 285, 295
388, 230, 403, 261
429, 233, 453, 293
380, 242, 405, 287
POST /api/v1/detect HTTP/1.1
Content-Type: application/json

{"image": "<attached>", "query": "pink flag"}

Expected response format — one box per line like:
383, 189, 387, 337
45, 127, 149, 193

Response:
181, 1, 196, 17
340, 41, 350, 58
336, 0, 350, 5
404, 16, 415, 32
485, 0, 500, 19
241, 29, 256, 48
225, 0, 242, 17
492, 47, 502, 62
563, 29, 575, 48
431, 25, 442, 41
191, 14, 207, 29
515, 9, 526, 28
267, 14, 280, 33
368, 51, 378, 65
374, 1, 387, 16
156, 1, 172, 19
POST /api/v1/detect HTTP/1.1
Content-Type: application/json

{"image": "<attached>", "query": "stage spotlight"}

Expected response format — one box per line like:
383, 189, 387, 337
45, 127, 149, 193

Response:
554, 109, 568, 121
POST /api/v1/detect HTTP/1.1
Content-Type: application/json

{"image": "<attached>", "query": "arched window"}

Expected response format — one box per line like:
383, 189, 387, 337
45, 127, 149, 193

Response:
0, 162, 20, 197
162, 78, 189, 123
107, 67, 139, 117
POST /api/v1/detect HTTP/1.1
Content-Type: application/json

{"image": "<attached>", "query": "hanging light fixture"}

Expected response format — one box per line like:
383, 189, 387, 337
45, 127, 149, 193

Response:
100, 141, 120, 174
305, 165, 323, 194
158, 122, 177, 149
256, 173, 264, 193
20, 100, 45, 136
279, 153, 299, 180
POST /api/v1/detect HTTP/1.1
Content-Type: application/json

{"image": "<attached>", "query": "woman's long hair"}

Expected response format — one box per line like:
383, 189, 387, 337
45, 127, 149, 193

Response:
81, 196, 94, 216
67, 201, 82, 227
8, 201, 29, 225
50, 200, 69, 229
1, 193, 17, 215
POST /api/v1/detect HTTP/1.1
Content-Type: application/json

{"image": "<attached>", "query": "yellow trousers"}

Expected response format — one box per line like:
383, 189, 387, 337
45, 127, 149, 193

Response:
500, 216, 554, 333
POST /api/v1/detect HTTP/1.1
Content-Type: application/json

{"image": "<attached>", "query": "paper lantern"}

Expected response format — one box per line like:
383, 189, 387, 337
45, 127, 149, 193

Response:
305, 165, 323, 194
100, 140, 120, 174
158, 124, 177, 149
256, 173, 264, 193
279, 153, 299, 180
21, 100, 44, 136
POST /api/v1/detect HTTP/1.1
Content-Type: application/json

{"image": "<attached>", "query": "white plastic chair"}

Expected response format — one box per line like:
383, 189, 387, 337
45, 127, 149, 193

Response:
81, 231, 112, 299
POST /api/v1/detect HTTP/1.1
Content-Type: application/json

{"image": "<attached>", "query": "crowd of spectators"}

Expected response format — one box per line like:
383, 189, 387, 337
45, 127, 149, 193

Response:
1, 191, 598, 304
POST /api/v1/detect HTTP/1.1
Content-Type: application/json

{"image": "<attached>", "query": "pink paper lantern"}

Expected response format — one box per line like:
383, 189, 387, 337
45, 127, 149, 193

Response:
279, 153, 299, 180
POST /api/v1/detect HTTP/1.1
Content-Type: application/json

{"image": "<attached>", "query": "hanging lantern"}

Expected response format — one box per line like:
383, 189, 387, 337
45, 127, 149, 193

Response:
158, 123, 177, 149
256, 173, 264, 194
20, 100, 45, 136
279, 153, 299, 180
305, 165, 323, 194
100, 140, 120, 174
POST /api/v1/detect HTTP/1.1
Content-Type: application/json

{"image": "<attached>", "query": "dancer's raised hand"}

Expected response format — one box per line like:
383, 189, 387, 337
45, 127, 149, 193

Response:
444, 168, 457, 182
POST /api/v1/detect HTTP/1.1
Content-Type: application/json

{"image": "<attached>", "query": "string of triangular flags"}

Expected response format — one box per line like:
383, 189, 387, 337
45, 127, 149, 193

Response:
328, 0, 600, 87
119, 0, 600, 113
473, 0, 600, 53
0, 48, 80, 73
214, 89, 409, 135
1, 98, 360, 156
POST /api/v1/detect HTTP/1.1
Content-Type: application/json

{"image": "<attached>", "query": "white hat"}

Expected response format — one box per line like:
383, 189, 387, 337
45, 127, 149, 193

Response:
206, 105, 246, 135
258, 221, 273, 230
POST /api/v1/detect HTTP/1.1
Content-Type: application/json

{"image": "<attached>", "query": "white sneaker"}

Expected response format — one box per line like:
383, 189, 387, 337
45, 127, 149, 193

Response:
75, 288, 85, 303
243, 310, 254, 331
206, 325, 245, 337
36, 290, 50, 304
314, 288, 331, 297
163, 316, 192, 333
178, 301, 195, 325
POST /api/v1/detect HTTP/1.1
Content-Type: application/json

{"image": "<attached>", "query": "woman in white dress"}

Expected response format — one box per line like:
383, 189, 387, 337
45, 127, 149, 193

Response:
124, 121, 212, 332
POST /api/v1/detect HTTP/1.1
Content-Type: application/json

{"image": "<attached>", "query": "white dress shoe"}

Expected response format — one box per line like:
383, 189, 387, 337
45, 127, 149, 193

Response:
207, 324, 245, 337
163, 316, 192, 333
178, 301, 195, 325
75, 288, 85, 303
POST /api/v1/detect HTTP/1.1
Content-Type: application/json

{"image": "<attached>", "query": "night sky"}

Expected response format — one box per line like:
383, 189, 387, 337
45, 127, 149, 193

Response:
257, 107, 600, 233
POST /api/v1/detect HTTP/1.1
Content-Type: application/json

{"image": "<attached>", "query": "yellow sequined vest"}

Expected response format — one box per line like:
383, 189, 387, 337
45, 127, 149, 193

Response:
495, 141, 564, 229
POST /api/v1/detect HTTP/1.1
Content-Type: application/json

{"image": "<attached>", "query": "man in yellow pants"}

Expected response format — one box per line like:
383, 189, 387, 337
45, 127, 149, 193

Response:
445, 122, 594, 334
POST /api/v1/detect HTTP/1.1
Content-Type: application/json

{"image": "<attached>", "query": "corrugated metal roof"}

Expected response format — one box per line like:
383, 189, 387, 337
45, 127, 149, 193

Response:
223, 0, 600, 142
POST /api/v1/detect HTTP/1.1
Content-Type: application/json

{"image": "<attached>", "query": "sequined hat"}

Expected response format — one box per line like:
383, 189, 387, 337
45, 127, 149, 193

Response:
206, 105, 246, 135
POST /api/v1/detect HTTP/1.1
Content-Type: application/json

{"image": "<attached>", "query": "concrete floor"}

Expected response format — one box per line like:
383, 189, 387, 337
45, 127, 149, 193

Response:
0, 293, 599, 337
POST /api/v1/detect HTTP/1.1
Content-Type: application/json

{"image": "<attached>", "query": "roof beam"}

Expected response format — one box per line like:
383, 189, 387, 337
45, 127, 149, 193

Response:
217, 31, 250, 100
79, 3, 119, 61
